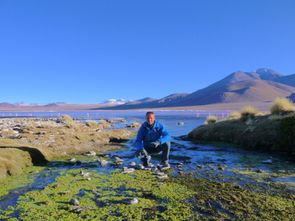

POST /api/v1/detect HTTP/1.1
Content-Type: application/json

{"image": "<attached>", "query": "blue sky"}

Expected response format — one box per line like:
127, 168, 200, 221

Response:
0, 0, 295, 104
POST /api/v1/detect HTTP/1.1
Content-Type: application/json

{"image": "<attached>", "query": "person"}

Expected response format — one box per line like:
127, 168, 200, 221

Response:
134, 111, 171, 170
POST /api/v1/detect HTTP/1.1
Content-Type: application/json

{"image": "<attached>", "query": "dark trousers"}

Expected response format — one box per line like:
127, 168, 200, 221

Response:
142, 142, 171, 164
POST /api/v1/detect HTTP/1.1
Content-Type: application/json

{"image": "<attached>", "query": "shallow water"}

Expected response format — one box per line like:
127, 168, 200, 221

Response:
0, 113, 295, 214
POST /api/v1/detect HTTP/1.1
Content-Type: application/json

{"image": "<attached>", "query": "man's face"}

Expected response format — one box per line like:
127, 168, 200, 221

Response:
146, 114, 155, 125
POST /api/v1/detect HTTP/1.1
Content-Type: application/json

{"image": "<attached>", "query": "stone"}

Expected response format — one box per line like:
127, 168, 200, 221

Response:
122, 167, 135, 174
70, 158, 76, 162
157, 174, 168, 180
85, 151, 96, 157
71, 206, 83, 213
261, 159, 273, 164
129, 197, 139, 204
255, 169, 264, 173
129, 161, 136, 167
114, 156, 124, 165
98, 159, 108, 167
126, 122, 140, 128
70, 198, 80, 206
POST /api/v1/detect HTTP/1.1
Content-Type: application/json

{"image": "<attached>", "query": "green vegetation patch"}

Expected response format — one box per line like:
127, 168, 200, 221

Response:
0, 169, 194, 220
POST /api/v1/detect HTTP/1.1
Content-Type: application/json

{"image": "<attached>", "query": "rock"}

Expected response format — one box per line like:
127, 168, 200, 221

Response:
76, 160, 82, 165
217, 164, 225, 171
153, 171, 166, 176
122, 167, 135, 174
196, 164, 204, 169
261, 159, 273, 164
98, 159, 108, 167
91, 190, 100, 196
70, 199, 80, 206
71, 206, 83, 213
157, 173, 168, 180
79, 170, 90, 177
114, 156, 124, 165
36, 131, 46, 135
70, 158, 76, 162
129, 197, 139, 204
129, 161, 136, 167
136, 164, 145, 170
58, 191, 70, 195
126, 122, 140, 128
177, 122, 184, 126
85, 151, 96, 157
255, 169, 264, 173
123, 197, 139, 205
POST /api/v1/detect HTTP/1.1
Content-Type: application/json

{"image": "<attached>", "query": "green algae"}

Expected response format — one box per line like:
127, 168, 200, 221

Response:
174, 174, 295, 221
0, 169, 194, 220
0, 166, 44, 198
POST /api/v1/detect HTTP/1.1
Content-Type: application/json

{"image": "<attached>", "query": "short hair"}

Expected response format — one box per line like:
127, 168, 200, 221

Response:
146, 111, 155, 116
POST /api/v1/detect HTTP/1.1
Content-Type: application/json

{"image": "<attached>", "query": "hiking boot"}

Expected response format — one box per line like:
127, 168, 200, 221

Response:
157, 162, 171, 171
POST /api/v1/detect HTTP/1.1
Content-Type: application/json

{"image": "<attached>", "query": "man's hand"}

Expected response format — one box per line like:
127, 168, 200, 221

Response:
149, 141, 160, 149
135, 149, 147, 158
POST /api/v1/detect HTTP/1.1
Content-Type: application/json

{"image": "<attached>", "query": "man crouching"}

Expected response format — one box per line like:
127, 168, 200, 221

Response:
134, 111, 171, 170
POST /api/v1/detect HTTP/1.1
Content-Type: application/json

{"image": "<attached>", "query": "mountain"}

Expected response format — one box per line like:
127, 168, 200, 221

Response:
274, 74, 295, 87
173, 69, 295, 106
0, 102, 16, 108
97, 94, 189, 110
97, 68, 295, 109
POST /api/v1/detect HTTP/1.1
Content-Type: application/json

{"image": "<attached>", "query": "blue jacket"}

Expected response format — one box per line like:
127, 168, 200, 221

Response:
134, 120, 171, 150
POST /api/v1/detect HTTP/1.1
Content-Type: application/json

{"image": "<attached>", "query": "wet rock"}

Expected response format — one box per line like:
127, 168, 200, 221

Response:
129, 197, 139, 204
71, 206, 83, 213
80, 170, 90, 177
136, 164, 145, 170
98, 159, 109, 167
69, 158, 76, 162
217, 164, 225, 171
261, 159, 273, 164
196, 164, 204, 169
126, 122, 140, 128
70, 198, 80, 206
157, 173, 168, 180
123, 197, 139, 205
75, 160, 82, 165
58, 191, 71, 195
91, 190, 100, 196
154, 171, 168, 180
122, 167, 135, 174
85, 151, 96, 157
114, 156, 124, 165
129, 161, 136, 167
255, 169, 264, 173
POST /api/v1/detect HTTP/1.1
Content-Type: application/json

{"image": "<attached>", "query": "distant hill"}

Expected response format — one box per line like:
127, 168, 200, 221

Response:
2, 68, 295, 111
98, 93, 189, 110
96, 68, 295, 110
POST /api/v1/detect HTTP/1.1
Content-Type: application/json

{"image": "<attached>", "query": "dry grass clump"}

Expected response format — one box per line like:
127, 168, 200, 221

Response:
227, 111, 241, 120
205, 115, 217, 124
57, 115, 77, 128
85, 121, 98, 128
240, 105, 259, 121
270, 97, 295, 115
